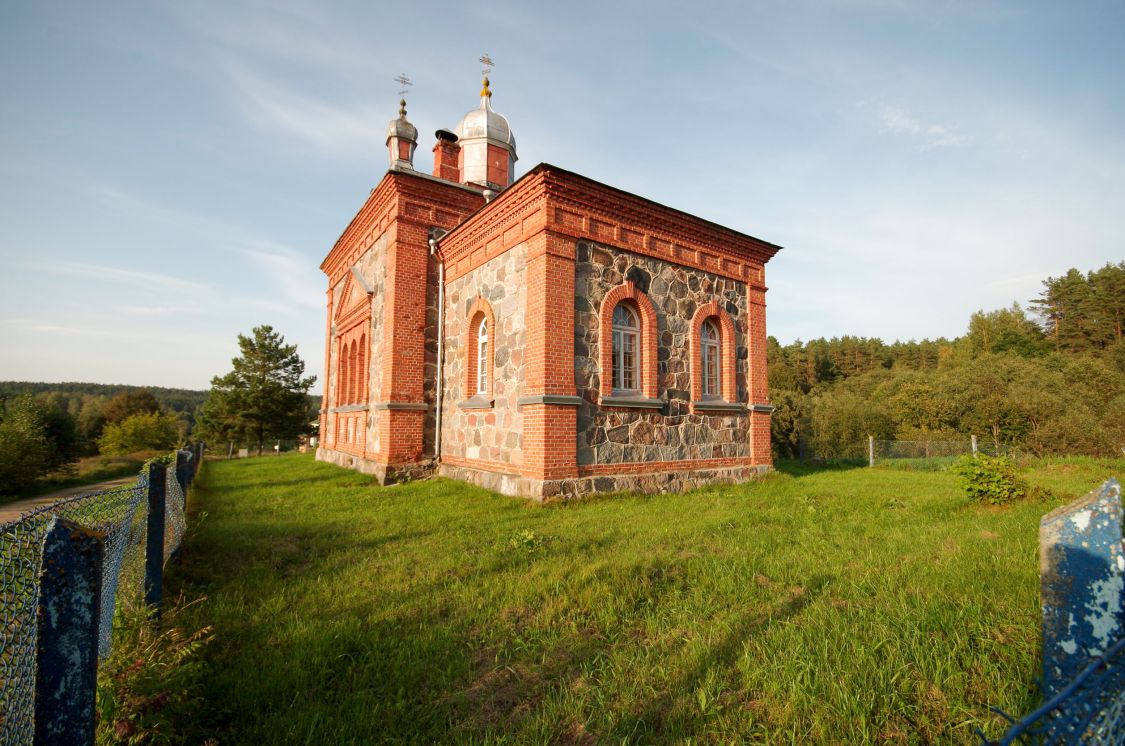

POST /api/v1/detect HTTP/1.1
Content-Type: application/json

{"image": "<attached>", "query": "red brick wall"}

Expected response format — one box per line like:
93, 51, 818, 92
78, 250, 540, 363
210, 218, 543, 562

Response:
521, 230, 578, 480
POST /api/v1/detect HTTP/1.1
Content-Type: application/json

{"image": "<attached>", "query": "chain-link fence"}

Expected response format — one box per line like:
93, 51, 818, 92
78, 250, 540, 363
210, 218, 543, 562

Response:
987, 635, 1125, 745
0, 446, 200, 746
868, 438, 1023, 468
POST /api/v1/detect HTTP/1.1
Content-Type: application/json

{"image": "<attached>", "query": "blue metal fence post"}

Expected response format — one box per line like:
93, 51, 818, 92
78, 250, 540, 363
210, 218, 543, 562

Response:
175, 449, 189, 495
1039, 478, 1124, 698
34, 517, 104, 746
144, 461, 167, 620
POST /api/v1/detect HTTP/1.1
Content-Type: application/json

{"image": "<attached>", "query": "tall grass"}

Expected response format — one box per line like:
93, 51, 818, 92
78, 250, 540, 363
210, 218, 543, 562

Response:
172, 454, 1124, 744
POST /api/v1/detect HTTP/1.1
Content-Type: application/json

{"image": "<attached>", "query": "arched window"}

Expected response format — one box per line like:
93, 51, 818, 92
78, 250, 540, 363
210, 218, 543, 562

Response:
463, 296, 495, 406
475, 317, 488, 395
348, 341, 357, 404
701, 319, 720, 397
357, 334, 366, 403
612, 303, 640, 393
598, 281, 658, 403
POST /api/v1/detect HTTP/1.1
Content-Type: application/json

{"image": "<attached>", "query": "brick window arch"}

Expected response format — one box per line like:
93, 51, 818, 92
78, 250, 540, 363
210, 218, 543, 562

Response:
464, 295, 495, 401
690, 300, 737, 406
599, 281, 658, 400
357, 333, 366, 403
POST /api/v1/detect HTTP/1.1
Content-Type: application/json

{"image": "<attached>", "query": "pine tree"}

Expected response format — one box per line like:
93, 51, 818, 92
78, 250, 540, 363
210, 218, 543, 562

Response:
198, 326, 317, 456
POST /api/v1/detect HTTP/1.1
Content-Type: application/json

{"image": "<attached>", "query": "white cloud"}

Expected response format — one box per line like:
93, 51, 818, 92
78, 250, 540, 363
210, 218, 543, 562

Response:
879, 104, 971, 150
223, 62, 385, 156
26, 260, 212, 295
241, 241, 323, 311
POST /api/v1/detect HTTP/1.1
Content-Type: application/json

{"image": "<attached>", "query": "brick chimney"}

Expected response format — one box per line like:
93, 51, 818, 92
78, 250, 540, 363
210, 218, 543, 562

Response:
432, 129, 460, 182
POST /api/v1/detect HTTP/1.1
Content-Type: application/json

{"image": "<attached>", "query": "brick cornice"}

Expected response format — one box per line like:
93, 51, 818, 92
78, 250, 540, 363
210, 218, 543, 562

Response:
321, 171, 484, 284
437, 163, 781, 285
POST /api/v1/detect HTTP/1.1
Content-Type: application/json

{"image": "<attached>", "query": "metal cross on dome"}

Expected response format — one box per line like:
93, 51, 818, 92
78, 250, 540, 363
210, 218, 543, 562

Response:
479, 54, 494, 76
394, 73, 413, 97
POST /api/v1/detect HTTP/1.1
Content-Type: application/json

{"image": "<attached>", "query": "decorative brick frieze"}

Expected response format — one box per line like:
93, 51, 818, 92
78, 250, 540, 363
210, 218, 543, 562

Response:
438, 164, 779, 285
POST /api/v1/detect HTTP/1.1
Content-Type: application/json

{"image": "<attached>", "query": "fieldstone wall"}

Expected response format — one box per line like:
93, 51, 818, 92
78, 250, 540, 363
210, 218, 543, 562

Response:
357, 234, 387, 454
440, 244, 527, 468
574, 241, 751, 466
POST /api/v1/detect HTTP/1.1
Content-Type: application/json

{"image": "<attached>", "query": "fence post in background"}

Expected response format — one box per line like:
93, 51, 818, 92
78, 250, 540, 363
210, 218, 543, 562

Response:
1039, 478, 1124, 698
868, 436, 874, 467
971, 434, 978, 456
144, 461, 167, 621
34, 517, 103, 746
175, 449, 189, 495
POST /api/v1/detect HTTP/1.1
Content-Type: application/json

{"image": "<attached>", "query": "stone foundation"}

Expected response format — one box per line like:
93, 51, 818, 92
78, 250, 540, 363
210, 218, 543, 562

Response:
319, 447, 771, 499
437, 461, 771, 501
316, 448, 434, 486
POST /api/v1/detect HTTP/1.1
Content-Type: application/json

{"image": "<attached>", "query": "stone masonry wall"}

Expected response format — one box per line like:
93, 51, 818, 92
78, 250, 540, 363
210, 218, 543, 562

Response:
574, 241, 750, 466
358, 234, 387, 454
440, 244, 527, 468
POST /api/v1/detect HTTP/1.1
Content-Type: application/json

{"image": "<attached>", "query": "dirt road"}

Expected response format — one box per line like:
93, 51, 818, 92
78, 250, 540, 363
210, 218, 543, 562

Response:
0, 476, 138, 524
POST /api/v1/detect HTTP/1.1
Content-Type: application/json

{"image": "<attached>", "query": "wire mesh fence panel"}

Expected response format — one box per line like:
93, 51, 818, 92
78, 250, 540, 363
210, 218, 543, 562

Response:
871, 440, 974, 467
164, 462, 186, 564
0, 477, 147, 746
990, 636, 1125, 745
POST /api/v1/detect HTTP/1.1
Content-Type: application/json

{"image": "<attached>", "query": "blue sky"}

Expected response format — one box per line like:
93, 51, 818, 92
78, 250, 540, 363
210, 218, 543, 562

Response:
1, 1, 1122, 392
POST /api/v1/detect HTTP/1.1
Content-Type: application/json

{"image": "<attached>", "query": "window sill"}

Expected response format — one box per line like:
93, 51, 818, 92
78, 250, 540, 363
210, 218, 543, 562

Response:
692, 400, 747, 413
600, 395, 664, 410
458, 396, 494, 410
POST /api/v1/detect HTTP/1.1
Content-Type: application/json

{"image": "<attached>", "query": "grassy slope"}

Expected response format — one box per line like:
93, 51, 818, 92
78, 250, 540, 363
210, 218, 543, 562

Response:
173, 454, 1124, 744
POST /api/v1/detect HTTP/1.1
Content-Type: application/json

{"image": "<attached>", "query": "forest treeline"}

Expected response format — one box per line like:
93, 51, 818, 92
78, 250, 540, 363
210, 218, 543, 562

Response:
770, 261, 1125, 459
0, 387, 189, 494
0, 381, 208, 416
0, 375, 321, 494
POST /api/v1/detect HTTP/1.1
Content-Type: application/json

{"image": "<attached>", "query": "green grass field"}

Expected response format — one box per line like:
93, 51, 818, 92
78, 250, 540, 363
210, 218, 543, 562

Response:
170, 454, 1124, 744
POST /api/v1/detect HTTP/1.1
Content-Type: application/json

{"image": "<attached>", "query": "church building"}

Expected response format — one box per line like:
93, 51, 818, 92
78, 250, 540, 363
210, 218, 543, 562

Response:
317, 78, 782, 499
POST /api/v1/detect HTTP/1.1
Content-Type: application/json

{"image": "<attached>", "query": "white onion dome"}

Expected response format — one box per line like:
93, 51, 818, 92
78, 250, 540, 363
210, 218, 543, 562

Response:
386, 99, 417, 143
455, 78, 517, 157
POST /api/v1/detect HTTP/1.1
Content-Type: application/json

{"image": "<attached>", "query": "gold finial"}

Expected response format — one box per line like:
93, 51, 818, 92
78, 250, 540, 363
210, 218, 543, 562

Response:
480, 76, 492, 98
398, 98, 407, 118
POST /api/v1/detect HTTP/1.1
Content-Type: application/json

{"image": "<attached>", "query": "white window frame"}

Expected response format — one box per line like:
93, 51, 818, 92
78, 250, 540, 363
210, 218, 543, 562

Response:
612, 303, 640, 394
701, 319, 720, 398
476, 317, 489, 396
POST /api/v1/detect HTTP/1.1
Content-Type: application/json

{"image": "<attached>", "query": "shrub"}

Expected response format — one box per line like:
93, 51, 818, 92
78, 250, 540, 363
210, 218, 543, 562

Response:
950, 454, 1029, 504
98, 412, 182, 456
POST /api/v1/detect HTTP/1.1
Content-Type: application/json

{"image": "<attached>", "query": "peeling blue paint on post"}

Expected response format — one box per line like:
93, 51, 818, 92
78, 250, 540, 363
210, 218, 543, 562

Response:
1039, 477, 1124, 698
144, 461, 167, 619
34, 517, 104, 746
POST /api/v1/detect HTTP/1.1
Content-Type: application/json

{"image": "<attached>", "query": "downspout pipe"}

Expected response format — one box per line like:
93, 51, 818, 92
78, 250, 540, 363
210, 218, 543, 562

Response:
429, 235, 445, 459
